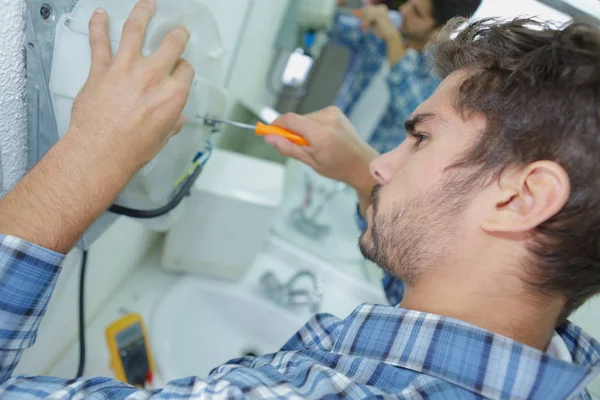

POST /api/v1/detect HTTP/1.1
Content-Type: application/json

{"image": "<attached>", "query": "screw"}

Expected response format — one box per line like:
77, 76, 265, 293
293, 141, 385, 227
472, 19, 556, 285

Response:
27, 42, 35, 50
64, 18, 71, 27
40, 3, 52, 21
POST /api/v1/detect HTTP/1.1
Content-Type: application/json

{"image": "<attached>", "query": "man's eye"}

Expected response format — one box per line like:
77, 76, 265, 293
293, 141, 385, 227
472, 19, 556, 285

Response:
412, 133, 428, 147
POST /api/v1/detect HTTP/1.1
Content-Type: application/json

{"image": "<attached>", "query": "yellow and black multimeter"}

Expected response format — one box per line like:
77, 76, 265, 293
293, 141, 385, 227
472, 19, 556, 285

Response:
105, 313, 156, 388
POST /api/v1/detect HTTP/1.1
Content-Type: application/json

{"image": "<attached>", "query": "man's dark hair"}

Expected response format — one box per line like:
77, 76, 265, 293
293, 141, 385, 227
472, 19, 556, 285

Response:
430, 0, 482, 27
427, 18, 600, 320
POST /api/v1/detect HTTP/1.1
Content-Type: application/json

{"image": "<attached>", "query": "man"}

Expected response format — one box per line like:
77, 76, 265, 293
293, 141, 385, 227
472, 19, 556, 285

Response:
0, 1, 599, 398
331, 0, 482, 153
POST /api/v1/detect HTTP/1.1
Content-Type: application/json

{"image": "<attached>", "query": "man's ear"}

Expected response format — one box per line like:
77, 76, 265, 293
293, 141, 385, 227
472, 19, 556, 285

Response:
482, 161, 570, 233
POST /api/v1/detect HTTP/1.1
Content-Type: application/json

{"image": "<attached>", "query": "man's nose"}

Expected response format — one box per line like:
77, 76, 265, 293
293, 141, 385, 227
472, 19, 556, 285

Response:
369, 148, 401, 185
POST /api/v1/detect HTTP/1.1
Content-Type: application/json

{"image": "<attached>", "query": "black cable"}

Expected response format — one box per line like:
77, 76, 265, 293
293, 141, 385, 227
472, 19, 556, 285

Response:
76, 250, 88, 379
108, 164, 204, 219
74, 159, 203, 378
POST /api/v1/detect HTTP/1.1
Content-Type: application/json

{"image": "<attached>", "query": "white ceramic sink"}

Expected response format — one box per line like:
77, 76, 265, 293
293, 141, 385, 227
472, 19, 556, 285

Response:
150, 237, 386, 380
150, 277, 305, 380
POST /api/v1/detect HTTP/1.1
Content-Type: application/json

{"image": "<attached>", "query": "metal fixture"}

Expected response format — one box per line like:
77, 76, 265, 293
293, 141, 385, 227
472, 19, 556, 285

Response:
289, 176, 347, 240
260, 270, 323, 313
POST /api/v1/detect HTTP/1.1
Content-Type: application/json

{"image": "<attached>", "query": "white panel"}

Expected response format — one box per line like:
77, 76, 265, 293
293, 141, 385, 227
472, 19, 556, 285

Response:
226, 0, 292, 113
197, 0, 253, 87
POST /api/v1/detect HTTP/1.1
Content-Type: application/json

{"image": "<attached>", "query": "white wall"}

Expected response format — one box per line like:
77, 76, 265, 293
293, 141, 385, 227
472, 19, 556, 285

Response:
0, 0, 28, 196
473, 0, 570, 22
15, 217, 160, 375
225, 0, 292, 115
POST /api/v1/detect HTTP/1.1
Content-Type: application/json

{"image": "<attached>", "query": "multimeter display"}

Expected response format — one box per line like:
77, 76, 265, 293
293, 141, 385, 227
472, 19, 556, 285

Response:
116, 322, 151, 386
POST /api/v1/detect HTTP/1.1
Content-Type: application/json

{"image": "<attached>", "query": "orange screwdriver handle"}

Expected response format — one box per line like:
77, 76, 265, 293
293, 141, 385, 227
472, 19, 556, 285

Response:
255, 122, 309, 146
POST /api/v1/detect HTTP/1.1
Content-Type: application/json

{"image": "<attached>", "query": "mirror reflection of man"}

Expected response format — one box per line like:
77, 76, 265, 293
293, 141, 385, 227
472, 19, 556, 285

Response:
332, 0, 482, 153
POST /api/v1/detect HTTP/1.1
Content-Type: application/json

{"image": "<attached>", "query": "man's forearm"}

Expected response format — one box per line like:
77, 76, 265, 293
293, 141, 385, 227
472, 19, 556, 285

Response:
0, 130, 132, 253
385, 33, 406, 67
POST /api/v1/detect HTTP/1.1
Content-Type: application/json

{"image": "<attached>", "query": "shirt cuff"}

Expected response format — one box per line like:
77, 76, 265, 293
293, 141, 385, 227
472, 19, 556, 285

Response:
0, 235, 64, 350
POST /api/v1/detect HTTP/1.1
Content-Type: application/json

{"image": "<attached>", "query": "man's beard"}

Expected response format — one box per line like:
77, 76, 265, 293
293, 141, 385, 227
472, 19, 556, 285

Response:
359, 176, 474, 285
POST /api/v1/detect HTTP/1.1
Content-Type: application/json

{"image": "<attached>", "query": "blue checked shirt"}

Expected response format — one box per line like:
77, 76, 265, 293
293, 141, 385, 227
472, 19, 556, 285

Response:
0, 233, 599, 399
330, 13, 440, 154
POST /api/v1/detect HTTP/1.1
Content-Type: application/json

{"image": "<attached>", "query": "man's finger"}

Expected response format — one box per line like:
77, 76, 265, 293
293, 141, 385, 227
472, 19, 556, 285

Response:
171, 58, 195, 87
116, 0, 156, 62
273, 113, 321, 142
150, 27, 190, 74
88, 8, 112, 75
360, 5, 386, 30
264, 135, 315, 167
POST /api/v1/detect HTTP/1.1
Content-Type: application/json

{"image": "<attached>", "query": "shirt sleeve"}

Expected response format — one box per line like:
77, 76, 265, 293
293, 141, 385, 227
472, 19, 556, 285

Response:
0, 375, 246, 399
386, 49, 441, 117
354, 206, 405, 305
0, 235, 65, 385
329, 13, 387, 58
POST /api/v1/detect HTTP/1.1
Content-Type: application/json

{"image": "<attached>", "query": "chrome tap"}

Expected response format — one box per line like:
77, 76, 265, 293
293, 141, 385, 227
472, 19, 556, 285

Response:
289, 174, 347, 240
260, 270, 323, 313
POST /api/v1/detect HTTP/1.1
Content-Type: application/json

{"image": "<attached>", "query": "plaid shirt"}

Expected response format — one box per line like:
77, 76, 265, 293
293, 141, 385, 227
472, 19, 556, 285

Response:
0, 234, 599, 399
330, 13, 440, 154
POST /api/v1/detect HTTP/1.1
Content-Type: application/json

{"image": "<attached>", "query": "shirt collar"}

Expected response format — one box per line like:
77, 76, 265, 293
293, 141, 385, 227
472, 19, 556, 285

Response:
332, 304, 600, 400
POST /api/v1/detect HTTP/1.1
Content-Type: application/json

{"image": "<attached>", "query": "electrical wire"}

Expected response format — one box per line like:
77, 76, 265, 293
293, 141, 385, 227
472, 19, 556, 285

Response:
108, 141, 212, 219
75, 143, 212, 377
76, 250, 88, 379
108, 165, 203, 219
174, 141, 213, 187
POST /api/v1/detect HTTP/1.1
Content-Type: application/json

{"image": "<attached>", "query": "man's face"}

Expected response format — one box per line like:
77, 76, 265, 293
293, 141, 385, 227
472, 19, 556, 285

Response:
399, 0, 437, 42
360, 70, 487, 283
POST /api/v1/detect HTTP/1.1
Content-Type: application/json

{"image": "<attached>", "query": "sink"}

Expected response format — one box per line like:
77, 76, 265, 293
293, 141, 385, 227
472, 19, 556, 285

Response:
150, 277, 306, 380
150, 236, 386, 381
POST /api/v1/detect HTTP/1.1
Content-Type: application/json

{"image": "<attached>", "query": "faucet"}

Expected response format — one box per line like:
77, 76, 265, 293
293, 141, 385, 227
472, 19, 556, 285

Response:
260, 270, 323, 313
289, 174, 347, 240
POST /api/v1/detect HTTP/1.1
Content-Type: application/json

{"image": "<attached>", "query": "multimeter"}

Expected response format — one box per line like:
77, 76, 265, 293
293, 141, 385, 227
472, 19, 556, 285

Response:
105, 313, 156, 387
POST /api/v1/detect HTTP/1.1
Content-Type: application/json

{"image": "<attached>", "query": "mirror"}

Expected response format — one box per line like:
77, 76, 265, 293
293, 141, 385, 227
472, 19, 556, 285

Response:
214, 0, 591, 287
234, 0, 573, 286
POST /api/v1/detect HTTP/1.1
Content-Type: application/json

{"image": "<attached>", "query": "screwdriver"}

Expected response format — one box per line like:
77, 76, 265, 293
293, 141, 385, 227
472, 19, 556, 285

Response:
199, 117, 309, 146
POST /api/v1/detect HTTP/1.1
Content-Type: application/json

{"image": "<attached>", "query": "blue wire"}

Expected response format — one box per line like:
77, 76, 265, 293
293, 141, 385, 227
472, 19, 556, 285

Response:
193, 140, 213, 166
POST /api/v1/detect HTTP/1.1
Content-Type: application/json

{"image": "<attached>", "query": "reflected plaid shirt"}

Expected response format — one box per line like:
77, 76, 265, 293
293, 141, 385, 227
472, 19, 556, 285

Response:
0, 234, 599, 399
330, 14, 440, 154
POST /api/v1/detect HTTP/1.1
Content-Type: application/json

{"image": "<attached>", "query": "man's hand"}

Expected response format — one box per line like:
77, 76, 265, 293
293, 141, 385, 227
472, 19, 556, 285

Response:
0, 0, 195, 252
264, 107, 378, 216
359, 5, 400, 41
356, 4, 406, 65
69, 0, 194, 176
